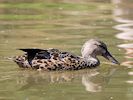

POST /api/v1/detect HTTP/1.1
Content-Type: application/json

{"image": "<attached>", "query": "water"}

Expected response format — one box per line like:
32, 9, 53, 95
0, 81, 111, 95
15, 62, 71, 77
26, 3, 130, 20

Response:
0, 0, 133, 100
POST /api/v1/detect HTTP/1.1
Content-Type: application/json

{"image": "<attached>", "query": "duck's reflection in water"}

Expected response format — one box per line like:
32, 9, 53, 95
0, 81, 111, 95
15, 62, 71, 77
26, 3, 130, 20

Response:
82, 67, 117, 92
82, 70, 102, 92
17, 67, 117, 93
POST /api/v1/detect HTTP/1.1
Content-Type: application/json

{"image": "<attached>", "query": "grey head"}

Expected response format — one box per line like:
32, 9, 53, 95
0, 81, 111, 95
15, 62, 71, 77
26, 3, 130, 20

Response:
81, 39, 120, 65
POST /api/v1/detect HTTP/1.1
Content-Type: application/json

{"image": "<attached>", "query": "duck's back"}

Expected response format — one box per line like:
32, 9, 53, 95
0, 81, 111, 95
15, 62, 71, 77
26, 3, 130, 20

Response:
14, 48, 85, 71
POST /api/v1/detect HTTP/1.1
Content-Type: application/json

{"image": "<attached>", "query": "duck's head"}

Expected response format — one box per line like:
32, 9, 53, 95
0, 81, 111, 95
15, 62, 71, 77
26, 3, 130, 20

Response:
81, 39, 120, 65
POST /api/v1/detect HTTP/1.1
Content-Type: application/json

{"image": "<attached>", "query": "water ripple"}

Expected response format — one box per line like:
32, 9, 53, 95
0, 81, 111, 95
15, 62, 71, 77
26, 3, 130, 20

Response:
114, 18, 133, 68
112, 0, 133, 87
113, 4, 133, 68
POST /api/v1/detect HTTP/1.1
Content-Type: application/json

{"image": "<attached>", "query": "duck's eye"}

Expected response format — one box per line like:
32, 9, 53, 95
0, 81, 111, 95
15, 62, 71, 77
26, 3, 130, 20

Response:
99, 45, 107, 50
94, 44, 107, 50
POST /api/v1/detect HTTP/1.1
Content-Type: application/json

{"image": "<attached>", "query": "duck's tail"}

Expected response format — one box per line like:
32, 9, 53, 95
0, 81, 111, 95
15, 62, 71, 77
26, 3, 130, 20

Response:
6, 55, 30, 68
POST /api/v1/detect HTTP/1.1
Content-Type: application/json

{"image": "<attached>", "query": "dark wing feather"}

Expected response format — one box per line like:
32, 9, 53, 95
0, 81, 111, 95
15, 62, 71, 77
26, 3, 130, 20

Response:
36, 51, 51, 59
19, 48, 49, 66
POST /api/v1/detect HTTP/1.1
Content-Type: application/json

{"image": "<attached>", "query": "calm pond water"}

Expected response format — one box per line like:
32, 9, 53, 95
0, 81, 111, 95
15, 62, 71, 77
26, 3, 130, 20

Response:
0, 0, 133, 100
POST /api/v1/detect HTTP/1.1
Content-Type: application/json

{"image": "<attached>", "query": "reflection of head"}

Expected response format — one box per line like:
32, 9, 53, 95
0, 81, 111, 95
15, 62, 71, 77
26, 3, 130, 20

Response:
81, 70, 102, 92
82, 75, 102, 92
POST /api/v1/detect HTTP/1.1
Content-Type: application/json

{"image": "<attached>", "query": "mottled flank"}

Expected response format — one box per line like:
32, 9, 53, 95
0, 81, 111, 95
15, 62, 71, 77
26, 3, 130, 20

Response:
13, 39, 119, 71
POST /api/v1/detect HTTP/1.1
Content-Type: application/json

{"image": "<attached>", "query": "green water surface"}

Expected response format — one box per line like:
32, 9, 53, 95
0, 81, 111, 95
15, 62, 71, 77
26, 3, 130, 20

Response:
0, 0, 133, 100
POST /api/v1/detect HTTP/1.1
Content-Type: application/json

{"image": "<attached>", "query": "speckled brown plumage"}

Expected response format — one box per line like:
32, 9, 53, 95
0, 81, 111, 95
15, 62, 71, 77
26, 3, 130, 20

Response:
14, 48, 98, 71
13, 39, 120, 71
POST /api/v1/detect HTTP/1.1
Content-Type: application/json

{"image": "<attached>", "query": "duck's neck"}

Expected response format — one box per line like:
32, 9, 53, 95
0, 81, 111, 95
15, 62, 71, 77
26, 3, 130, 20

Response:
83, 55, 100, 67
81, 41, 100, 67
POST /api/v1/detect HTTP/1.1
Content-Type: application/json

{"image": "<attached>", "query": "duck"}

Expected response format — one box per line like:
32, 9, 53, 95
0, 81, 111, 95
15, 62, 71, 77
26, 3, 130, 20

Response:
13, 39, 120, 71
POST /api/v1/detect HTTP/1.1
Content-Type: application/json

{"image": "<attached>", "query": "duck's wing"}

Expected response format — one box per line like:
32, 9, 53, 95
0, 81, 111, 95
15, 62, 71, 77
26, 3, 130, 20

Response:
59, 51, 80, 59
19, 48, 50, 66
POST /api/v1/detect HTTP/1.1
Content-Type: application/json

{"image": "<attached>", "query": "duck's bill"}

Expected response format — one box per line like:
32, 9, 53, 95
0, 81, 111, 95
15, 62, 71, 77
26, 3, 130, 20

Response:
102, 51, 120, 65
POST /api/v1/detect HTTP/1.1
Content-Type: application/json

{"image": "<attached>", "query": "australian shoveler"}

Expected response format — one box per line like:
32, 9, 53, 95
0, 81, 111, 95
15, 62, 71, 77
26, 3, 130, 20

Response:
13, 39, 120, 71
